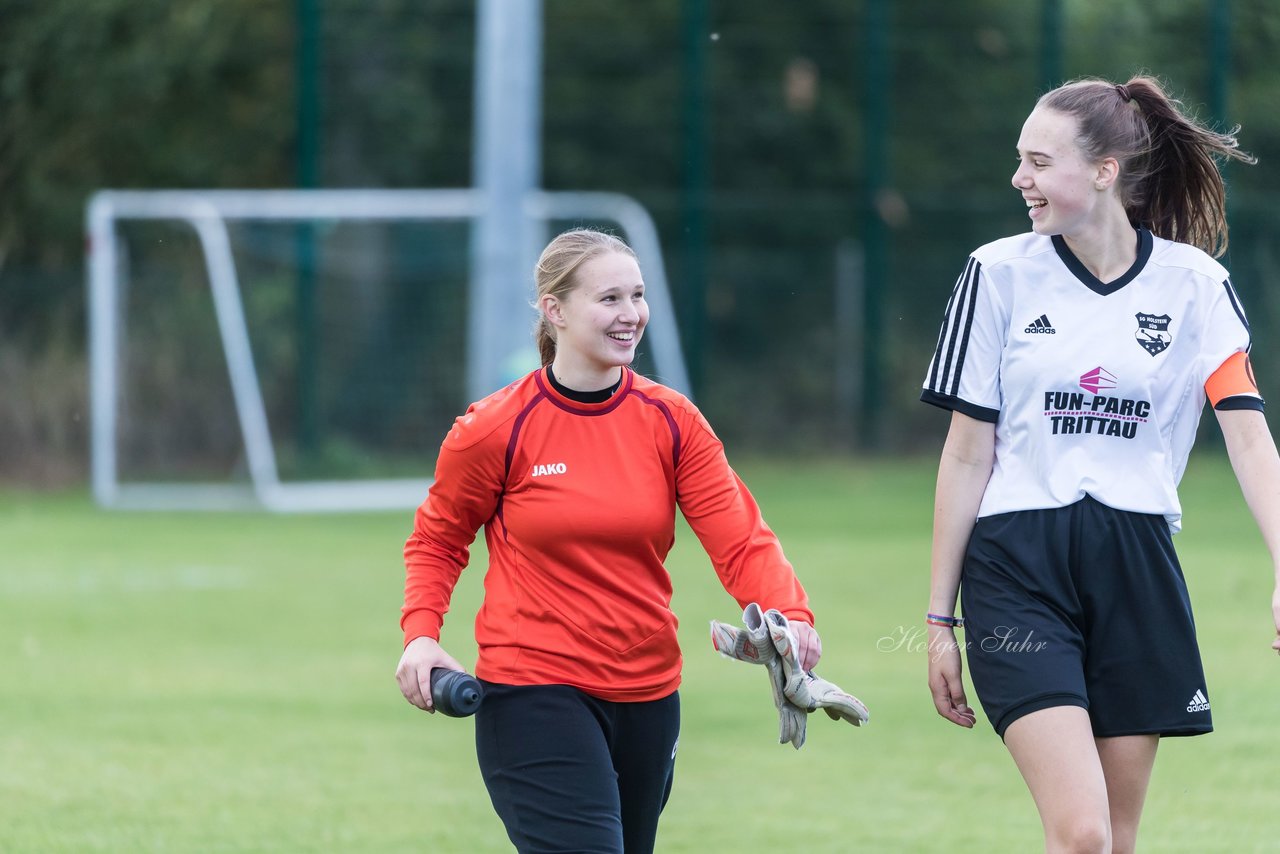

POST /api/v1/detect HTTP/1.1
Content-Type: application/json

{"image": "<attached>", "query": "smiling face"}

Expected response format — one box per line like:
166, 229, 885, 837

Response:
1011, 107, 1115, 240
542, 250, 648, 389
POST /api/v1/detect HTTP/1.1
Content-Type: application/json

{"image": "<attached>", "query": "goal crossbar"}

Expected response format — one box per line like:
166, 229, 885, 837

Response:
87, 189, 690, 512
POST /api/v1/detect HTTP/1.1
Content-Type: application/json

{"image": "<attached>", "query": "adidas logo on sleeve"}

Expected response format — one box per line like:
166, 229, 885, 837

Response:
1186, 689, 1210, 713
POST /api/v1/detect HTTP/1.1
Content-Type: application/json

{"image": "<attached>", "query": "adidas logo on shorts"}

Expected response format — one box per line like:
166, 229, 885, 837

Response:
1186, 689, 1210, 713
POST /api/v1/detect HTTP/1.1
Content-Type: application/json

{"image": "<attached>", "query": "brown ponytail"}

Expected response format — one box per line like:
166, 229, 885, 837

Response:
1039, 75, 1256, 257
532, 228, 636, 365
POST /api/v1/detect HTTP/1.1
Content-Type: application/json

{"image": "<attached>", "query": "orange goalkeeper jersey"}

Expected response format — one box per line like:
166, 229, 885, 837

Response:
402, 367, 812, 702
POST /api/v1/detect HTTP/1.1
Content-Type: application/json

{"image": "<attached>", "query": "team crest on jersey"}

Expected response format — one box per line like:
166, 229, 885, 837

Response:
1135, 313, 1172, 356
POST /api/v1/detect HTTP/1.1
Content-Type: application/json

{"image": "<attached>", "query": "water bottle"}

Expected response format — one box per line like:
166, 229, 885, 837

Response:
429, 668, 484, 717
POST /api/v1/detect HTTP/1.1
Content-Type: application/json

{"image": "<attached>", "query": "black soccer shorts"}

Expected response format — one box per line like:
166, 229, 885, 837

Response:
474, 682, 679, 854
960, 495, 1214, 739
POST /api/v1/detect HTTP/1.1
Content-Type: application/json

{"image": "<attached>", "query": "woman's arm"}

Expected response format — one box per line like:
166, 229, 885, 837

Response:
928, 411, 995, 725
1216, 408, 1280, 654
398, 417, 506, 710
671, 403, 818, 666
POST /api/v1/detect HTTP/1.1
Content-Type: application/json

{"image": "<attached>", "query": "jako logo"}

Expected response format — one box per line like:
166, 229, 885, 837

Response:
531, 463, 568, 477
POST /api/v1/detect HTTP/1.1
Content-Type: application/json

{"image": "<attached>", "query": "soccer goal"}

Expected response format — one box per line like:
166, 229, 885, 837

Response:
87, 189, 690, 512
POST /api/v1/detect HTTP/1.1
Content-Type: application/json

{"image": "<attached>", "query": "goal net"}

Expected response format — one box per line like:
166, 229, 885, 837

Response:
87, 189, 690, 512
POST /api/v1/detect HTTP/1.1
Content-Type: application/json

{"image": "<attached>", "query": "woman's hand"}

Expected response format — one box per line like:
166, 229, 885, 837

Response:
1272, 583, 1280, 655
788, 620, 823, 671
927, 625, 976, 728
395, 636, 465, 713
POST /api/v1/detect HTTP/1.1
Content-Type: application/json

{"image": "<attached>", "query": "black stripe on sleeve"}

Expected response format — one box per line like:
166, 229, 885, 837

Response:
919, 388, 1000, 422
927, 257, 982, 396
950, 260, 983, 396
927, 277, 962, 391
1222, 278, 1250, 332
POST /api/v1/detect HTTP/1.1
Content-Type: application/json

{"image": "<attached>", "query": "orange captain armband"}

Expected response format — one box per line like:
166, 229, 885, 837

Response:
1206, 351, 1265, 411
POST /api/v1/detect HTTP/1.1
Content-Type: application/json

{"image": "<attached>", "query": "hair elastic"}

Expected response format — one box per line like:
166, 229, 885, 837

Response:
1115, 83, 1132, 103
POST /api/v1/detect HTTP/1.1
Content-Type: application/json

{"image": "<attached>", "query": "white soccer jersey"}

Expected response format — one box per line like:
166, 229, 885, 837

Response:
922, 229, 1262, 531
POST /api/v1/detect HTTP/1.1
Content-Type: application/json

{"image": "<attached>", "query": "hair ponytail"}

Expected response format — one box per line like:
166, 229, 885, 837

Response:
1039, 75, 1256, 257
535, 316, 557, 367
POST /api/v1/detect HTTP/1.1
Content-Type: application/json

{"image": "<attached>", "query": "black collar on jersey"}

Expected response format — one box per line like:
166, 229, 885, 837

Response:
1052, 228, 1153, 296
545, 365, 623, 403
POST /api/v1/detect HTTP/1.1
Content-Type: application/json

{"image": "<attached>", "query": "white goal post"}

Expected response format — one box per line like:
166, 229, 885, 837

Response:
87, 189, 691, 512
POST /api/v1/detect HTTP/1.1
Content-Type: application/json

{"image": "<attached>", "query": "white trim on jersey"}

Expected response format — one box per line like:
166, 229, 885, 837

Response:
922, 229, 1257, 532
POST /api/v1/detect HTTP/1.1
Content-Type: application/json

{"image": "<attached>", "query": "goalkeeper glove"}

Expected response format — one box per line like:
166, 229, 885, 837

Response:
764, 608, 870, 727
710, 603, 807, 749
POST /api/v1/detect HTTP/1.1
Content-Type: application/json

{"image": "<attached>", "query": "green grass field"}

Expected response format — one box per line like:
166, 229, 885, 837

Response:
2, 456, 1277, 852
